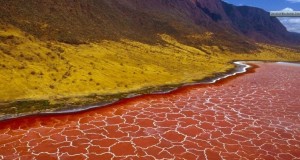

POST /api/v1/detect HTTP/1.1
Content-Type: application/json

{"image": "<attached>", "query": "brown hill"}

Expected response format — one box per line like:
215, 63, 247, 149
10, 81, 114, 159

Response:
222, 2, 300, 45
0, 0, 300, 117
2, 0, 298, 52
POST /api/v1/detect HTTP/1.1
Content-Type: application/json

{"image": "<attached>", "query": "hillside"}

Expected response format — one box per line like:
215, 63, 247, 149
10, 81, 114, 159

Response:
222, 2, 300, 45
1, 0, 299, 48
0, 0, 299, 117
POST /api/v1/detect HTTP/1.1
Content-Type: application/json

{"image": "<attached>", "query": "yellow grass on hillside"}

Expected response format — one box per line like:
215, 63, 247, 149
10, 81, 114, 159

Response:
0, 25, 299, 105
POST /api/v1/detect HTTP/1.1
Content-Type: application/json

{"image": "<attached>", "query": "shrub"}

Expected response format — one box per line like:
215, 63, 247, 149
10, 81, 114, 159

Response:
49, 85, 55, 89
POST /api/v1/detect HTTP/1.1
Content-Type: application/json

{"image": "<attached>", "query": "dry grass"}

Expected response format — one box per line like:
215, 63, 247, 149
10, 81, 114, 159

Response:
0, 25, 299, 105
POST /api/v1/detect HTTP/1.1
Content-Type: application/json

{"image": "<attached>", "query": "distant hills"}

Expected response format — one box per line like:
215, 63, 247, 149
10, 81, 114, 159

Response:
0, 0, 299, 52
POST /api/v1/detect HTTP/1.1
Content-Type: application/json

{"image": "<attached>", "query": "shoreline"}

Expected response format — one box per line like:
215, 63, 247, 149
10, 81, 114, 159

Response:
2, 59, 300, 160
0, 61, 299, 122
0, 61, 252, 121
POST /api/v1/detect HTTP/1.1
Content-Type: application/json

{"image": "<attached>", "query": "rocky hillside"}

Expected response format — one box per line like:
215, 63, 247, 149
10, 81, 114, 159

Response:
0, 0, 300, 117
222, 2, 300, 45
1, 0, 298, 51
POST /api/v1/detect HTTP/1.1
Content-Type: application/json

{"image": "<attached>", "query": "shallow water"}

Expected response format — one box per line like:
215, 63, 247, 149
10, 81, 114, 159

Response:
0, 62, 299, 160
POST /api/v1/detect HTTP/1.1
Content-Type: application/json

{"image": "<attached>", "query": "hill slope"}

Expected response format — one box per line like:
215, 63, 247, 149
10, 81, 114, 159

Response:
0, 0, 299, 117
1, 0, 299, 48
222, 2, 300, 45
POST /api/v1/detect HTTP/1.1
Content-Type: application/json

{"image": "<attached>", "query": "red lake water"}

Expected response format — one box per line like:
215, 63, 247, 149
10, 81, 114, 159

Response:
0, 62, 299, 160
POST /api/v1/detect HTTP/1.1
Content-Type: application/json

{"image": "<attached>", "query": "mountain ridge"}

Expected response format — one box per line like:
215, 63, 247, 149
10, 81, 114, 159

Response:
0, 0, 299, 51
0, 0, 300, 116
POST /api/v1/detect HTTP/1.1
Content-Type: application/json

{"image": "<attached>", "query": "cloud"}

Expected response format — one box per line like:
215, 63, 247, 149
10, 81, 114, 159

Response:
277, 8, 300, 33
286, 0, 300, 3
281, 8, 294, 11
278, 17, 300, 33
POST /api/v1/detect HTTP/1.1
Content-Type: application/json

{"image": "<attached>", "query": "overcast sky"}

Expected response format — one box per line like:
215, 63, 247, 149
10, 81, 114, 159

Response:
223, 0, 300, 33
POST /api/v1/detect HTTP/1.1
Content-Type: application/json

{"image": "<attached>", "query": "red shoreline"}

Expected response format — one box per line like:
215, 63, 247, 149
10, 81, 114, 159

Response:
0, 62, 299, 160
0, 63, 258, 125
